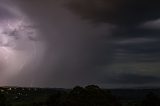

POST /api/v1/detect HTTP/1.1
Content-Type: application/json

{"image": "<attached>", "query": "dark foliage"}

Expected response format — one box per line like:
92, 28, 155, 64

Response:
0, 91, 11, 106
1, 86, 160, 106
141, 92, 160, 106
46, 85, 121, 106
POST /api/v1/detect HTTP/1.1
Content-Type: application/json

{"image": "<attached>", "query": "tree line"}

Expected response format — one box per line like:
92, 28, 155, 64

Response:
0, 85, 160, 106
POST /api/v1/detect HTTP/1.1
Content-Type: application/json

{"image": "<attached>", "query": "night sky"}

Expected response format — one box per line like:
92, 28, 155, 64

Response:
0, 0, 160, 88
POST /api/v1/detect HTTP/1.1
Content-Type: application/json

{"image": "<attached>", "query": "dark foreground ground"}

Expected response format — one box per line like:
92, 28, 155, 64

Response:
0, 85, 160, 106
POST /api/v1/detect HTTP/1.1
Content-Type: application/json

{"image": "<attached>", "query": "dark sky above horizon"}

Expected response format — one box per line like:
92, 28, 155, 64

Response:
0, 0, 160, 88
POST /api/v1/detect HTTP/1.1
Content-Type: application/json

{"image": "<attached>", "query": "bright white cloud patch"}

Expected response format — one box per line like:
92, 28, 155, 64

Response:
0, 2, 45, 84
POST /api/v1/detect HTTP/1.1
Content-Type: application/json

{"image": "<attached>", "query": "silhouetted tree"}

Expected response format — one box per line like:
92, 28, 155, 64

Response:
141, 92, 160, 106
46, 91, 67, 106
85, 85, 121, 106
0, 92, 8, 106
62, 85, 121, 106
62, 86, 86, 106
45, 85, 121, 106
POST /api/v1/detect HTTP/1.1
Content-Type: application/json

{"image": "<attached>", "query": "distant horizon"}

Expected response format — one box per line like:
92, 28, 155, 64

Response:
1, 84, 160, 89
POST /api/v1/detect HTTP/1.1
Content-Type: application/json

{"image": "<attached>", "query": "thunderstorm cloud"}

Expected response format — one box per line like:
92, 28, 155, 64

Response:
0, 0, 160, 88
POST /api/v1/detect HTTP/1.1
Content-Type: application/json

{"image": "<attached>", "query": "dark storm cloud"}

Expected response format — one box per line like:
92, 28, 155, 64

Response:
67, 0, 160, 68
107, 73, 160, 84
67, 0, 160, 38
5, 0, 160, 88
66, 0, 160, 87
113, 38, 160, 62
68, 0, 160, 26
5, 0, 116, 88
